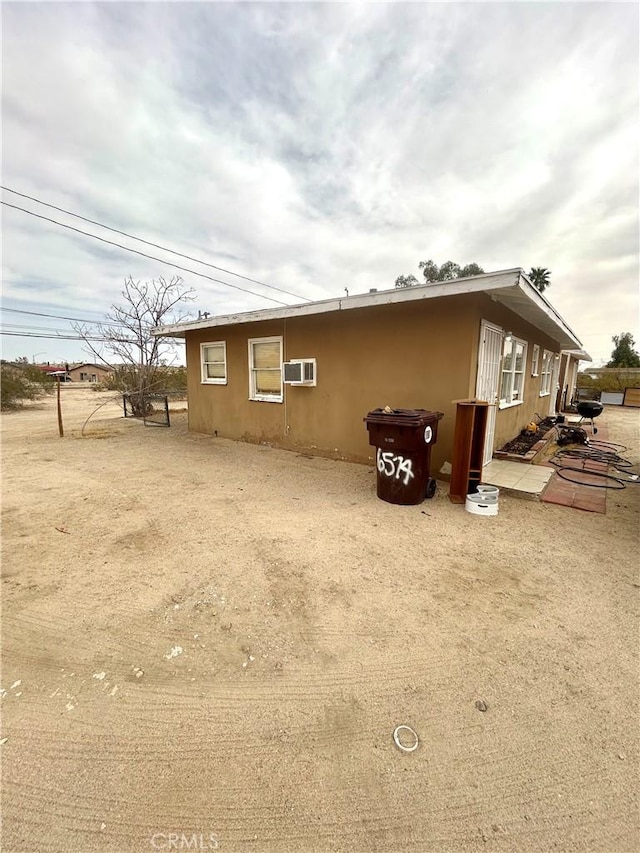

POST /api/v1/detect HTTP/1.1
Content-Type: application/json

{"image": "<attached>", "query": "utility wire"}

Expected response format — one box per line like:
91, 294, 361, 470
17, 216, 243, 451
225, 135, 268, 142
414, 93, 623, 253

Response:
1, 323, 159, 340
1, 330, 138, 342
1, 306, 133, 328
2, 201, 292, 307
2, 323, 92, 335
1, 186, 311, 303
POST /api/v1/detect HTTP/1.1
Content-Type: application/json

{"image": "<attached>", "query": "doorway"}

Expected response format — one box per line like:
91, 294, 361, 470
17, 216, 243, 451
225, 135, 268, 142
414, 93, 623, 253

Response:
475, 321, 503, 466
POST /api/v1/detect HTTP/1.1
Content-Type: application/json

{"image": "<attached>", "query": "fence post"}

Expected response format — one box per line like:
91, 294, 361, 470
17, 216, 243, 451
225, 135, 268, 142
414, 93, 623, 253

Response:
57, 376, 64, 437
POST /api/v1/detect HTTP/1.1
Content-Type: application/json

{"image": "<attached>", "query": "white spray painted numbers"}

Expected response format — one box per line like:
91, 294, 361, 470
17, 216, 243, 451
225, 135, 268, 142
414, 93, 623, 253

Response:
376, 449, 415, 485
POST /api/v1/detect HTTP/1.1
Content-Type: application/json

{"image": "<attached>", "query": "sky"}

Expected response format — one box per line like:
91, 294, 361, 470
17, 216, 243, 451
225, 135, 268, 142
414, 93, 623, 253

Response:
1, 1, 638, 367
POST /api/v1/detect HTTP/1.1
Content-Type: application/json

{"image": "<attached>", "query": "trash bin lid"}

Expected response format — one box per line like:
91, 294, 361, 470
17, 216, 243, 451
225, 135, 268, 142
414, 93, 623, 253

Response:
364, 408, 444, 426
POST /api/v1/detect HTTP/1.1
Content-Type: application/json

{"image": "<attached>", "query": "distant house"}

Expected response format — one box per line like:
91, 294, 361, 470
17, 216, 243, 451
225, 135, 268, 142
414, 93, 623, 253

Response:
35, 364, 71, 381
153, 268, 590, 473
67, 363, 112, 383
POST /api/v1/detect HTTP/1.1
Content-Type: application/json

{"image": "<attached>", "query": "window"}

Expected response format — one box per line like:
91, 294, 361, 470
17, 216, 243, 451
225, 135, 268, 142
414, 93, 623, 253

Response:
201, 342, 227, 384
248, 336, 283, 402
531, 344, 540, 376
500, 336, 527, 407
539, 349, 554, 396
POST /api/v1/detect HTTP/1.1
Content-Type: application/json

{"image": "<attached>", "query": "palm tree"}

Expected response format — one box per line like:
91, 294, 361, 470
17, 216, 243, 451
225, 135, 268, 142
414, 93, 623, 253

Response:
528, 267, 551, 293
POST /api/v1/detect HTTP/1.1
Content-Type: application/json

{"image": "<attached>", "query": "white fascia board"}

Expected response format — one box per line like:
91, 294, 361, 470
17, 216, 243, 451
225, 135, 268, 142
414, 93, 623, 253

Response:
152, 267, 583, 351
514, 272, 584, 349
152, 269, 523, 338
562, 348, 592, 362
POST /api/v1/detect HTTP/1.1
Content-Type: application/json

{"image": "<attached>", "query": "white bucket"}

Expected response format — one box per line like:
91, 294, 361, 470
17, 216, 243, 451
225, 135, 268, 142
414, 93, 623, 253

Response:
465, 492, 499, 516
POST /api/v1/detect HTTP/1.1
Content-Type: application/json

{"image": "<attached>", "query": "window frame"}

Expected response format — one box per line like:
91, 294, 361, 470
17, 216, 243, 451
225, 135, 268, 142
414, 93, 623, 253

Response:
539, 349, 554, 396
200, 341, 228, 385
531, 344, 540, 377
499, 336, 528, 408
248, 335, 283, 403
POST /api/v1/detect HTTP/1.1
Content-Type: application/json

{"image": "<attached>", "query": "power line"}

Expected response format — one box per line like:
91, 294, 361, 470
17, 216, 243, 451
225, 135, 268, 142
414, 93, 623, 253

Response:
1, 186, 311, 303
0, 330, 136, 342
1, 322, 152, 338
1, 323, 160, 342
2, 201, 293, 307
2, 323, 91, 335
0, 306, 125, 327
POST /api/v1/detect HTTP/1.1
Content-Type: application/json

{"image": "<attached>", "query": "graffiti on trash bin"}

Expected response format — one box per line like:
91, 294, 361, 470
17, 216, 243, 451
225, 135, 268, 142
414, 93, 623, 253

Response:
376, 448, 415, 486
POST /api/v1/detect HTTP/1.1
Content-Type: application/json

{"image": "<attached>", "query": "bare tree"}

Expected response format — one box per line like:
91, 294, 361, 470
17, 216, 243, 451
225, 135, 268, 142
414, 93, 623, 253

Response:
72, 275, 195, 416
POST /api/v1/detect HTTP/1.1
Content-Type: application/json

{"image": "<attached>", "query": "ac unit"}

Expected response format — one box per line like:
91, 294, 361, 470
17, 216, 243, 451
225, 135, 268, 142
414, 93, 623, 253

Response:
283, 359, 316, 386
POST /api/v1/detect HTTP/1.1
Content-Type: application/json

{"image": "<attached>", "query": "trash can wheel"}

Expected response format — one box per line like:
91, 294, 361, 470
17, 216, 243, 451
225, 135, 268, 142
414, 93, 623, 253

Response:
425, 478, 437, 499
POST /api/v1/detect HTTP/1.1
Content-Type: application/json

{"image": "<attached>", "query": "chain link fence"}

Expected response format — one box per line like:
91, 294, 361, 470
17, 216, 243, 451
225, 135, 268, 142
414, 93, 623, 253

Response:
122, 393, 170, 427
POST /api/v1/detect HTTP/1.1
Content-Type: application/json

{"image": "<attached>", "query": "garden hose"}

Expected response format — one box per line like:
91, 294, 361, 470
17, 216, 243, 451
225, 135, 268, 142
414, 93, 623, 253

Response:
549, 440, 639, 490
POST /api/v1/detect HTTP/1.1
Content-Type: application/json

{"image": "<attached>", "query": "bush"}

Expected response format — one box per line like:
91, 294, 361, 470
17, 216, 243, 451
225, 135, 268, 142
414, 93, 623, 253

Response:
1, 362, 55, 410
96, 365, 187, 395
95, 365, 187, 415
577, 369, 640, 396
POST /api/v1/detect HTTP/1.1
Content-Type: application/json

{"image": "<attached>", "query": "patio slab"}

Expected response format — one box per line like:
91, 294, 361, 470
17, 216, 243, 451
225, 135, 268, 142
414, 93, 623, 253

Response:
481, 458, 554, 498
540, 419, 610, 513
482, 416, 613, 512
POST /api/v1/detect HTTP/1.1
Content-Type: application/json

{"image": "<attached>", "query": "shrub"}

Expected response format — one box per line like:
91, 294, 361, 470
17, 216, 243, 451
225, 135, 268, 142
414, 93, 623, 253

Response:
94, 365, 187, 414
1, 362, 55, 410
577, 369, 640, 396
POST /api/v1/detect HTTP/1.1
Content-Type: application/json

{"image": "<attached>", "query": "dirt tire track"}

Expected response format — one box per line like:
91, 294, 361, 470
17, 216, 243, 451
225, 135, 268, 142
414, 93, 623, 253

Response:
1, 389, 638, 852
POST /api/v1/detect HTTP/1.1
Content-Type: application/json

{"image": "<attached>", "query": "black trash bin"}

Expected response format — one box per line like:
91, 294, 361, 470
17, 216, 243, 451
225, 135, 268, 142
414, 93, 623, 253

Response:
364, 408, 444, 505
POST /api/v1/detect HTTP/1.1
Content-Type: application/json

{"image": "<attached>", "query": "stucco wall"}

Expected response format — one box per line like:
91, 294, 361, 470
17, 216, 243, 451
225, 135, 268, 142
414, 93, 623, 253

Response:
67, 365, 112, 383
186, 292, 565, 471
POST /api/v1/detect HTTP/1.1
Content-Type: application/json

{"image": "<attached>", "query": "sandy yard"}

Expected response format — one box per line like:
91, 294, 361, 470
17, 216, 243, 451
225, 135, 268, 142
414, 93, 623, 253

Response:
1, 386, 638, 853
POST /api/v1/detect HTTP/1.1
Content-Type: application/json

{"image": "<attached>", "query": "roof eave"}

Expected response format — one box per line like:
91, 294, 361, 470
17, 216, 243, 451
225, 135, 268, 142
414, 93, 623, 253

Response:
153, 269, 524, 338
491, 271, 584, 351
153, 267, 583, 352
562, 348, 592, 362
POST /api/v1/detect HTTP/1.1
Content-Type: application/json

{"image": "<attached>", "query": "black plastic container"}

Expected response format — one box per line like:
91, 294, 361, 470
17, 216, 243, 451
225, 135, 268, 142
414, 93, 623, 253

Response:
364, 408, 444, 505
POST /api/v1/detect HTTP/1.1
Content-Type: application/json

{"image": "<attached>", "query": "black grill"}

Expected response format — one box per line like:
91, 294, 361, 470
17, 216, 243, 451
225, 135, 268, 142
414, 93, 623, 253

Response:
576, 400, 604, 434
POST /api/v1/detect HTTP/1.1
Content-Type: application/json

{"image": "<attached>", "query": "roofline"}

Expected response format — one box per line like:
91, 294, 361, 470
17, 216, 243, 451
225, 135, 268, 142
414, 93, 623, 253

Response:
68, 363, 111, 370
153, 267, 583, 350
562, 348, 592, 363
516, 270, 583, 349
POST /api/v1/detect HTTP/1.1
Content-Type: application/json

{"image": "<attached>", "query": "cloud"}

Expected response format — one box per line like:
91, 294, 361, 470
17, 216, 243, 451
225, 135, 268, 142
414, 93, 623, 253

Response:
1, 2, 638, 364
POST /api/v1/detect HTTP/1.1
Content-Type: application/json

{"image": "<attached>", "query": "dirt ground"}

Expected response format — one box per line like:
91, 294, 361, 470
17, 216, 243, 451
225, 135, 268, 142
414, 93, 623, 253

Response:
1, 387, 638, 853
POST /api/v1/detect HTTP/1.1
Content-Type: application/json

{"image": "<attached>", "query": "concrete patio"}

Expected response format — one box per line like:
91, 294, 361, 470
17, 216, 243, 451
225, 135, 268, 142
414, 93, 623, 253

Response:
481, 413, 613, 513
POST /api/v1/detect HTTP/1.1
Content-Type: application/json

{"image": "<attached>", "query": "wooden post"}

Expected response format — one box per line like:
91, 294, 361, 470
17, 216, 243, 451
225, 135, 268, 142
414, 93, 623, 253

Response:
57, 376, 64, 437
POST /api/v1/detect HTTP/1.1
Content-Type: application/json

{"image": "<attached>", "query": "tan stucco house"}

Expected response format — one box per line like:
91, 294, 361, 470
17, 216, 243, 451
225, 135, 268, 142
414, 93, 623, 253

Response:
153, 269, 589, 474
67, 363, 112, 383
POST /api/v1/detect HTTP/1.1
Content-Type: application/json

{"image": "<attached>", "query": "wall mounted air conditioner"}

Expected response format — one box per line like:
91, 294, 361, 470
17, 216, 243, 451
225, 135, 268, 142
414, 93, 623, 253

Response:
283, 358, 317, 386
